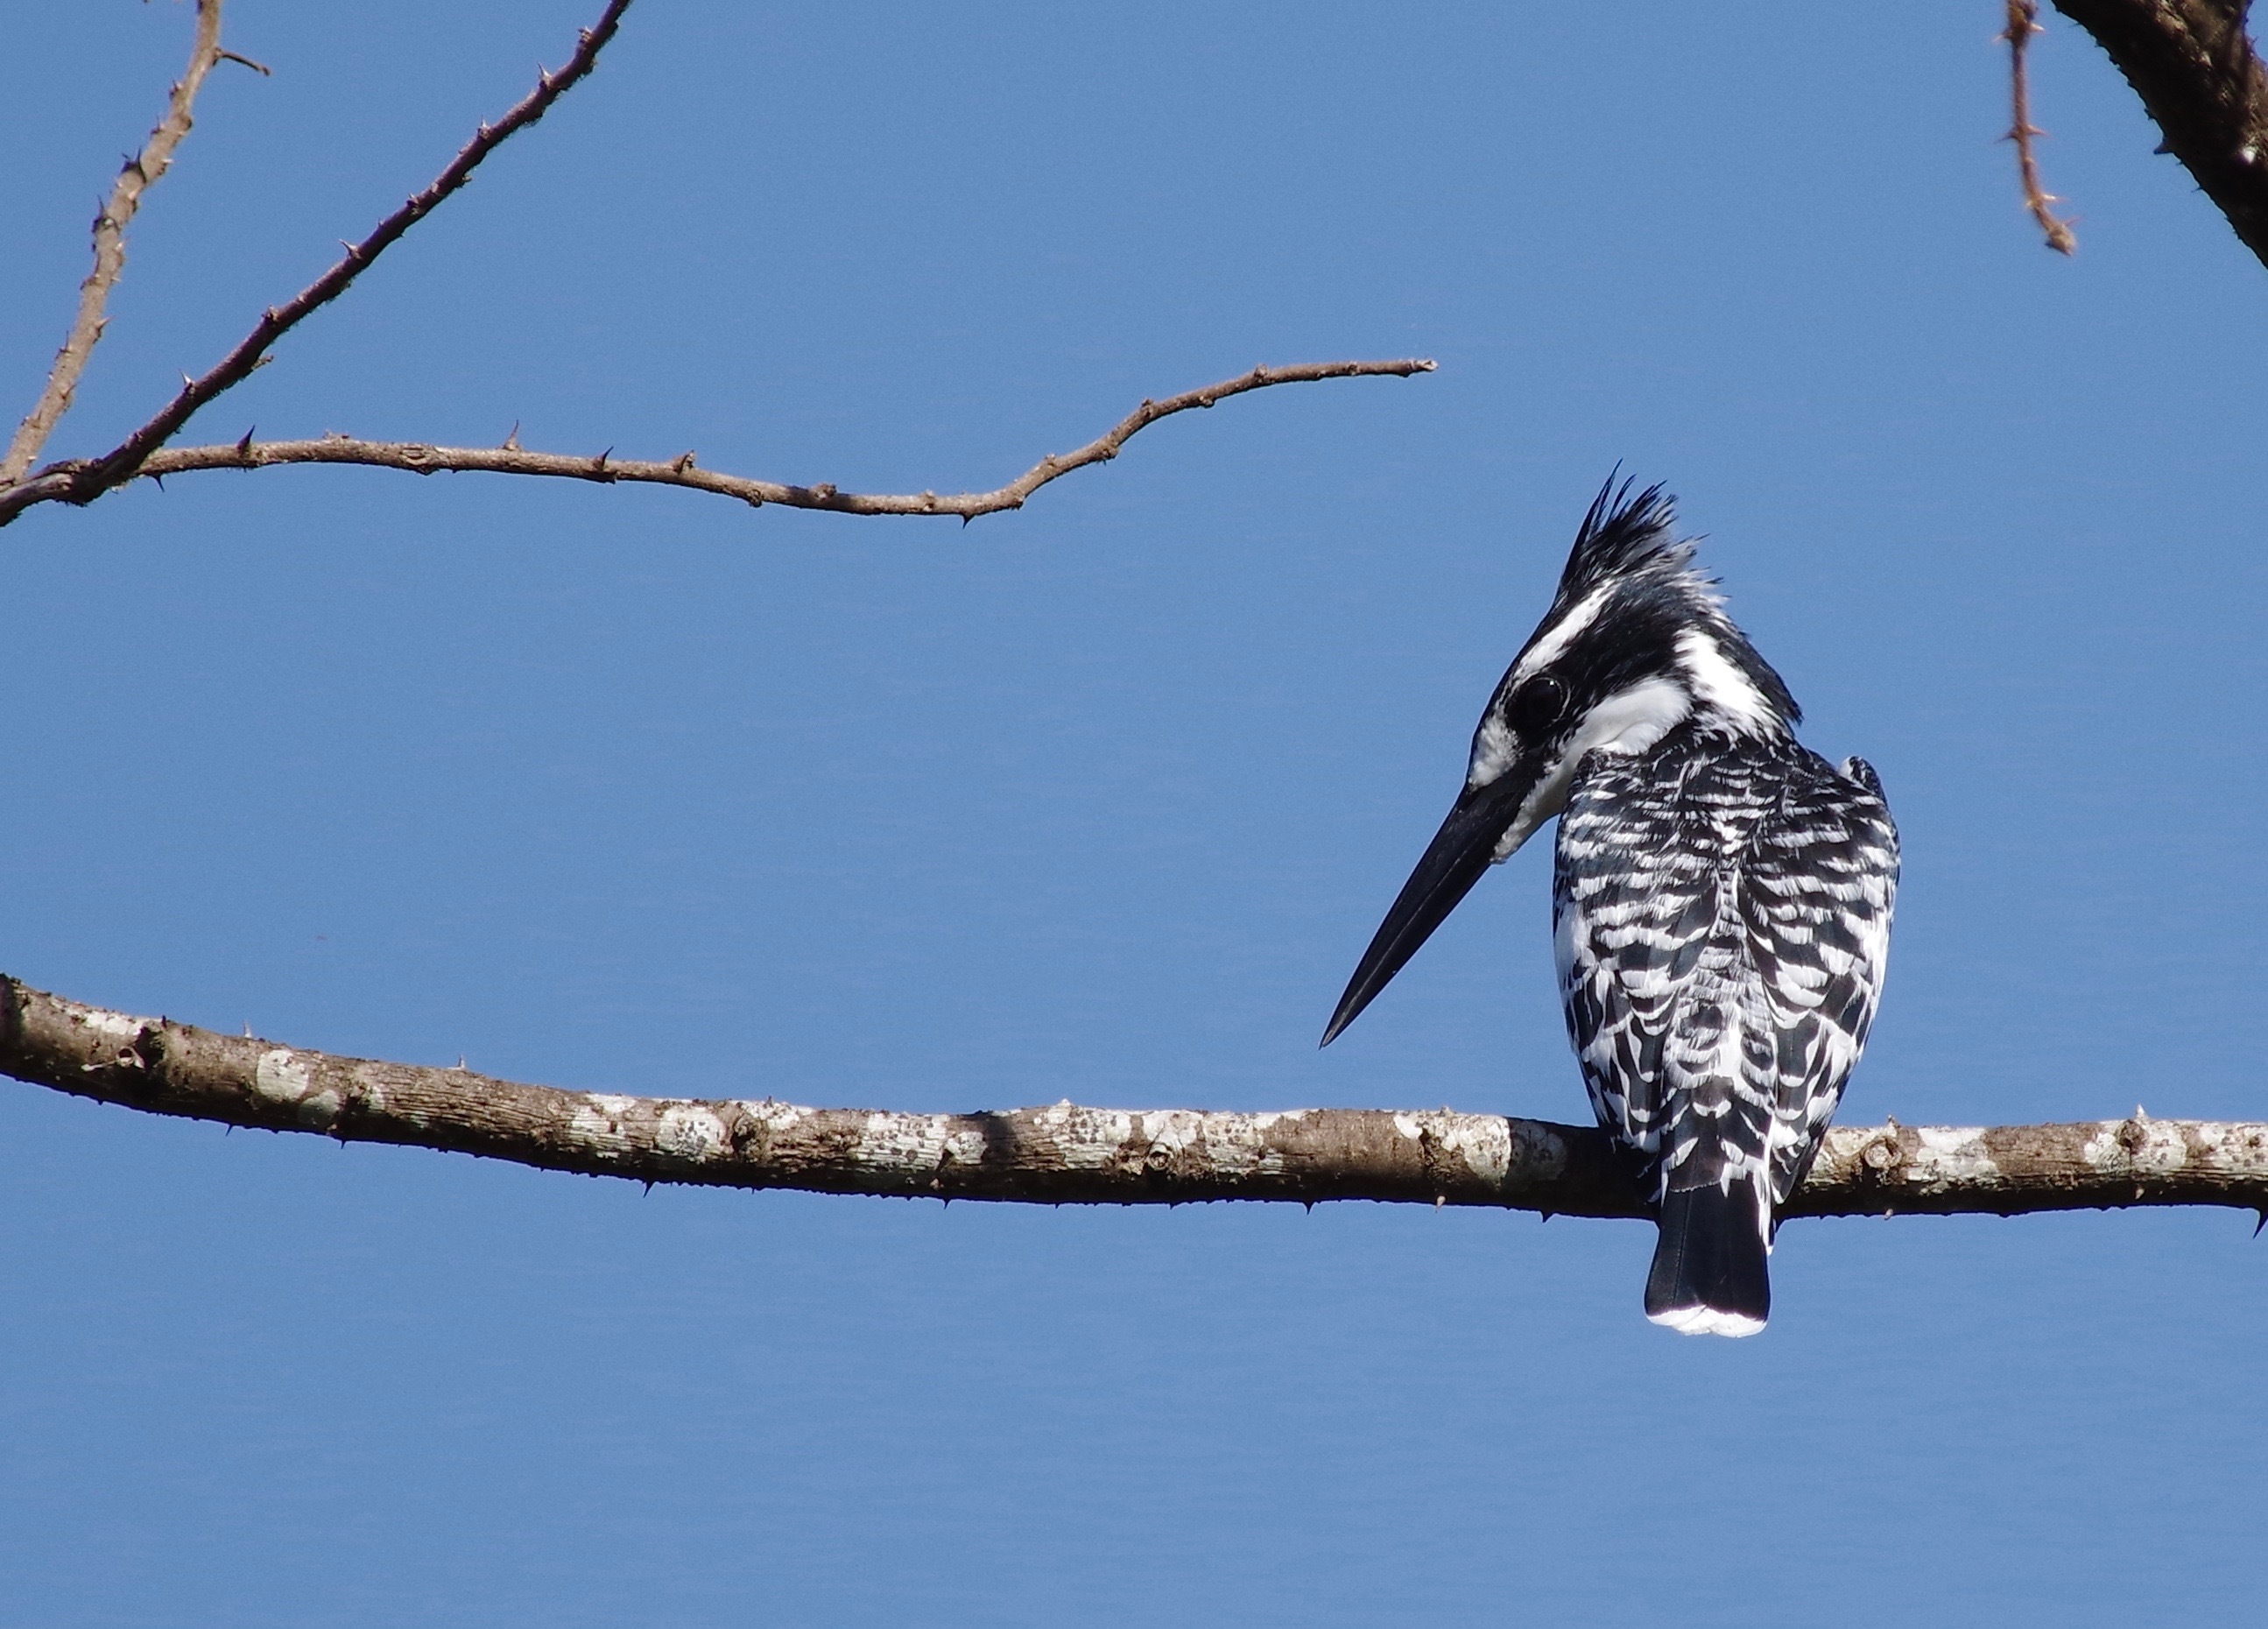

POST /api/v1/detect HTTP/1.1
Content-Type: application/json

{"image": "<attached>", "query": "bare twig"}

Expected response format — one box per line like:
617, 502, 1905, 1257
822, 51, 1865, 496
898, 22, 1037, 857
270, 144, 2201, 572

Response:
7, 0, 637, 519
0, 361, 1435, 526
2004, 0, 2081, 253
0, 0, 229, 484
0, 0, 1430, 532
7, 975, 2264, 1220
2050, 0, 2268, 270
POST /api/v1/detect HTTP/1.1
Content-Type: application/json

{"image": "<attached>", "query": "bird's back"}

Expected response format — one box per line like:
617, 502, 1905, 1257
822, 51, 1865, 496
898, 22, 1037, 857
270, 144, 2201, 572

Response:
1554, 724, 1898, 1331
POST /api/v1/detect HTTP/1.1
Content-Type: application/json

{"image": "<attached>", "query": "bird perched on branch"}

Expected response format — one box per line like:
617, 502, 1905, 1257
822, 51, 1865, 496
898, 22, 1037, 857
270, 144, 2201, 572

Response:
1323, 479, 1898, 1336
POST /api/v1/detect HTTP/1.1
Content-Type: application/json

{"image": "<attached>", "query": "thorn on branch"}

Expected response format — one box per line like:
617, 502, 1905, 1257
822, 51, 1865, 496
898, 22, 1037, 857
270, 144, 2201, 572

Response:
671, 450, 695, 474
218, 50, 273, 76
502, 422, 521, 451
235, 427, 254, 461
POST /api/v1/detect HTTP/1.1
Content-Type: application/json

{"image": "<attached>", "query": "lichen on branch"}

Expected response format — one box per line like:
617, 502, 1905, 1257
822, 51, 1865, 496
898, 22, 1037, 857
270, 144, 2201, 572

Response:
6, 977, 2263, 1222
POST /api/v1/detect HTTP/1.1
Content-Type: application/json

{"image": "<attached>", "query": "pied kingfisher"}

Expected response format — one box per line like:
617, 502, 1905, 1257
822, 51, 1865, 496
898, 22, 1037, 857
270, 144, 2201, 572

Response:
1322, 479, 1898, 1336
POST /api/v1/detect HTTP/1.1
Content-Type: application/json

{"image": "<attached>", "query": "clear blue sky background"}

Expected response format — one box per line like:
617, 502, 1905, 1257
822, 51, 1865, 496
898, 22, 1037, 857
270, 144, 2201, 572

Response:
4, 3, 2264, 1623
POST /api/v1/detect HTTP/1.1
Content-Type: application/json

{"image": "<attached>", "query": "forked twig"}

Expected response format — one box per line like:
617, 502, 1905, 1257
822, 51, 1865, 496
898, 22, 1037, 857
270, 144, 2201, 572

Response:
0, 0, 229, 483
2004, 0, 2079, 253
16, 0, 637, 519
0, 0, 1432, 532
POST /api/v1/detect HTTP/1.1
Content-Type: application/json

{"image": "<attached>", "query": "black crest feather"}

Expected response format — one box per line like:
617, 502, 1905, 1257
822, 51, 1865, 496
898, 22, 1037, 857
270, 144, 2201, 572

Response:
1555, 475, 1693, 604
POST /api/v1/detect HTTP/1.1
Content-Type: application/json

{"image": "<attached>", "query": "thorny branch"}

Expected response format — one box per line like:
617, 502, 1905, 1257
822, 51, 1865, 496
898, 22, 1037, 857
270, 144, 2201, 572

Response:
0, 0, 637, 528
2049, 0, 2268, 269
3, 360, 1434, 522
2004, 0, 2081, 252
0, 0, 228, 484
8, 977, 2265, 1223
0, 1, 1429, 531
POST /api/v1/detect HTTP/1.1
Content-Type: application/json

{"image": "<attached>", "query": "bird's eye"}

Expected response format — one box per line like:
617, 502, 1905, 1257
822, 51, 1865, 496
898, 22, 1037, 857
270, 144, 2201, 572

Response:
1505, 675, 1568, 737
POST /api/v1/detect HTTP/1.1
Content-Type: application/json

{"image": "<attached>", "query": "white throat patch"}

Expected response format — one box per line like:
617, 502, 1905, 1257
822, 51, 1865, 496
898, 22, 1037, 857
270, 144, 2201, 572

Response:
1483, 676, 1693, 861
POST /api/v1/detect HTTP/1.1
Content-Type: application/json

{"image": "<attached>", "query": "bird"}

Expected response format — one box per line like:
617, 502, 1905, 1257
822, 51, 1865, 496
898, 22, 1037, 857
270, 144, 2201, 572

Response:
1321, 477, 1898, 1336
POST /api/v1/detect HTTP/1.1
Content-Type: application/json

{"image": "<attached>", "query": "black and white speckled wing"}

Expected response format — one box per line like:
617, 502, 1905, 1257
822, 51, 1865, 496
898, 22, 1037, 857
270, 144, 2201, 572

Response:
1552, 742, 1897, 1209
1744, 753, 1899, 1202
1552, 751, 1719, 1179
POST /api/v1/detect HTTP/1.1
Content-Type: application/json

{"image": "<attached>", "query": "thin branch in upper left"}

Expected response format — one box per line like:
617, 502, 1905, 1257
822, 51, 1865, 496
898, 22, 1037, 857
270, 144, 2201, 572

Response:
36, 0, 639, 516
0, 0, 230, 484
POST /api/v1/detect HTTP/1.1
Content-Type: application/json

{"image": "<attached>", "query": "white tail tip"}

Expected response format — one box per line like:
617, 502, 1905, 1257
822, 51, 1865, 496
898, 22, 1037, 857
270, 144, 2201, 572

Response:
1647, 1305, 1767, 1338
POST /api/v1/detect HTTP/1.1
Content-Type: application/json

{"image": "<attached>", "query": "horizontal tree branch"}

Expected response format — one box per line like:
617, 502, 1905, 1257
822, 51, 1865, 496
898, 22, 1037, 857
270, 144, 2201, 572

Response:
7, 975, 2263, 1221
2051, 0, 2268, 269
0, 0, 228, 484
0, 359, 1434, 522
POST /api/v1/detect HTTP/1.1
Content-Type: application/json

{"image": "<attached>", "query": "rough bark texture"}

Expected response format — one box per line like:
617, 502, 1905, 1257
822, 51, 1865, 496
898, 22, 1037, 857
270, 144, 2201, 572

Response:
7, 977, 2263, 1221
2052, 0, 2268, 268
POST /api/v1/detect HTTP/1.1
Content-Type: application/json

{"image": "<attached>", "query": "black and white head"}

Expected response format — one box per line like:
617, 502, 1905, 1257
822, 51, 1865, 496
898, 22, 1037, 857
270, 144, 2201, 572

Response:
1321, 476, 1800, 1044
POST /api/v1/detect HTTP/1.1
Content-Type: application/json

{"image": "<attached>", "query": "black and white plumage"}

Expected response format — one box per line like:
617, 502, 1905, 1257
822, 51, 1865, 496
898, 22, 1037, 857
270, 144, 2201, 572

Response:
1323, 479, 1898, 1336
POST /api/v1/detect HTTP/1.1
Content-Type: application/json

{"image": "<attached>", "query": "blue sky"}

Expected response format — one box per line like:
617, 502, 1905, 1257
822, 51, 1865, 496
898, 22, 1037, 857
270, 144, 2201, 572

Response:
4, 3, 2264, 1624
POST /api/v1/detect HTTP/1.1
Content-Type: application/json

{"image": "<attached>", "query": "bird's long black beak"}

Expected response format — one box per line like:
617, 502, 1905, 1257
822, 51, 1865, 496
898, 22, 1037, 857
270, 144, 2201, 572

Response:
1321, 770, 1540, 1047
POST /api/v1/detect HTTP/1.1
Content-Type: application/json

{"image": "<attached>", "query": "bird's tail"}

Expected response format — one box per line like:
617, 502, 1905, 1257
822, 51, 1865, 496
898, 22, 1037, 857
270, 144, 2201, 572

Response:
1645, 1181, 1771, 1337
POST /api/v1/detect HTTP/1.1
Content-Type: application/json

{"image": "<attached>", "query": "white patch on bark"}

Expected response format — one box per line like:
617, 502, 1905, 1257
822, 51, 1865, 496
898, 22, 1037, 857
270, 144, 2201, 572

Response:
1911, 1126, 2001, 1183
2189, 1120, 2268, 1170
254, 1049, 312, 1103
733, 1100, 805, 1132
1041, 1104, 1138, 1168
854, 1112, 983, 1173
656, 1104, 728, 1161
569, 1094, 637, 1152
1392, 1111, 1514, 1183
72, 1005, 151, 1044
2082, 1118, 2192, 1175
